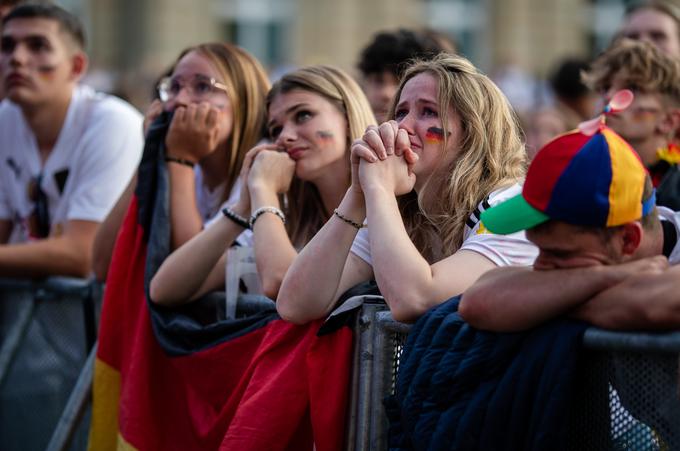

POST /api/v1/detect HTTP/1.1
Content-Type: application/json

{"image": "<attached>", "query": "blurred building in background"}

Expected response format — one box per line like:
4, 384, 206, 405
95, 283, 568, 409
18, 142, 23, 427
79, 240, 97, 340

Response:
55, 0, 637, 109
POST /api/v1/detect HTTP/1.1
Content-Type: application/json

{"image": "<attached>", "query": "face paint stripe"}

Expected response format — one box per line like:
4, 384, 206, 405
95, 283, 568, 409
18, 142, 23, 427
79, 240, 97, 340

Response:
425, 127, 446, 143
316, 130, 334, 141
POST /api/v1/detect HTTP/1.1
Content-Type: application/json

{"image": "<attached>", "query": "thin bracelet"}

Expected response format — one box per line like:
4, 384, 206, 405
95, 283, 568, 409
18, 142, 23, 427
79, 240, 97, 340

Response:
333, 209, 365, 230
222, 206, 251, 229
250, 206, 285, 228
165, 155, 195, 168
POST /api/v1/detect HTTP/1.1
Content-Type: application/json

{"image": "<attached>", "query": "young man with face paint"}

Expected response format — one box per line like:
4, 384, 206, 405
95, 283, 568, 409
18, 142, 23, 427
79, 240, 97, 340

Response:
459, 126, 680, 332
582, 38, 680, 210
0, 4, 142, 277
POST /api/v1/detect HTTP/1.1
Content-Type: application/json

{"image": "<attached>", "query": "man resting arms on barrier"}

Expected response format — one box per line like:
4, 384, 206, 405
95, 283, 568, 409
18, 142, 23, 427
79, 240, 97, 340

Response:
459, 110, 680, 332
0, 4, 142, 278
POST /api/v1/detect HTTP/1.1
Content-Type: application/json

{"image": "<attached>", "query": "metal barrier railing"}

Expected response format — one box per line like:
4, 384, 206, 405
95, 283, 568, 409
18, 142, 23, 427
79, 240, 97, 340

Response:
352, 301, 680, 451
0, 277, 102, 451
43, 294, 680, 451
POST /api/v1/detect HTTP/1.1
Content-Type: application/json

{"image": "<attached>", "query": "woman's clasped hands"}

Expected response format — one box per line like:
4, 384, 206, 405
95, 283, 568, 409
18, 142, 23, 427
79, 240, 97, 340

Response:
351, 121, 419, 196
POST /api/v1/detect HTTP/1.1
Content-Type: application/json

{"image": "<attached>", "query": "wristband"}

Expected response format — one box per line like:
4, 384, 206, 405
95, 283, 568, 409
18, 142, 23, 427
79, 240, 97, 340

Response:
333, 209, 365, 230
165, 155, 195, 168
222, 206, 251, 229
250, 206, 285, 228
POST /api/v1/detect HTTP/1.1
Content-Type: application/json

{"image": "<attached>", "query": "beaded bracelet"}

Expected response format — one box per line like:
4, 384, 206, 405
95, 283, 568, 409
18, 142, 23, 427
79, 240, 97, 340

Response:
250, 206, 286, 228
333, 209, 365, 230
165, 155, 195, 168
222, 206, 251, 229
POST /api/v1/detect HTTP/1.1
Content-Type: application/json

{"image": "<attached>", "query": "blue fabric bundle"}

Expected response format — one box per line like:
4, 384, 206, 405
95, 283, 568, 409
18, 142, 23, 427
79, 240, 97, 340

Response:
385, 296, 588, 451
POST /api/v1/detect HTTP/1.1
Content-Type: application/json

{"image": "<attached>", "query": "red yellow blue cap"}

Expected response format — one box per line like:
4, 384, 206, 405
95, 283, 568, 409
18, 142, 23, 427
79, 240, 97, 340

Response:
481, 126, 655, 234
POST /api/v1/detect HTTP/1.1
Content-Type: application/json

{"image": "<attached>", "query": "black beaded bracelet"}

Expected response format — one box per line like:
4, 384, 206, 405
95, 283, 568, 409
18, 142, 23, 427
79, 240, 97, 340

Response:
165, 155, 195, 168
333, 209, 365, 230
222, 206, 251, 229
250, 206, 286, 228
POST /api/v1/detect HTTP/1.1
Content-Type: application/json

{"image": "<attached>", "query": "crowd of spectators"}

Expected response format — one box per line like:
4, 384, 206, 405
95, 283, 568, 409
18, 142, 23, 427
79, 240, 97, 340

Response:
2, 0, 680, 449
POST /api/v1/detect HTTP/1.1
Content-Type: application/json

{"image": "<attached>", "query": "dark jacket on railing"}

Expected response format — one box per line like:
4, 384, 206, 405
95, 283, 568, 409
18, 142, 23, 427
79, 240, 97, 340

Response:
385, 296, 588, 451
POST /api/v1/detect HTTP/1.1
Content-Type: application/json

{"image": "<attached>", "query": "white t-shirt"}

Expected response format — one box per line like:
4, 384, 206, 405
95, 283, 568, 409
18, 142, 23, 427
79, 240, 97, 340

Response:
350, 184, 539, 267
658, 206, 680, 264
0, 85, 143, 243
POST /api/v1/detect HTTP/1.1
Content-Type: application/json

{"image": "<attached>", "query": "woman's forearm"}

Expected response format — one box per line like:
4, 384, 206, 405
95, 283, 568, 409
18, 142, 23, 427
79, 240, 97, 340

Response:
248, 185, 298, 299
168, 163, 203, 249
363, 185, 435, 321
92, 174, 136, 281
150, 211, 246, 305
277, 190, 368, 323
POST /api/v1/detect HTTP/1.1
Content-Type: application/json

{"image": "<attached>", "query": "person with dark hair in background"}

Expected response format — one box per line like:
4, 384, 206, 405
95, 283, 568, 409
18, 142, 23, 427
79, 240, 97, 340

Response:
0, 3, 142, 277
619, 0, 680, 59
549, 57, 597, 130
357, 28, 456, 123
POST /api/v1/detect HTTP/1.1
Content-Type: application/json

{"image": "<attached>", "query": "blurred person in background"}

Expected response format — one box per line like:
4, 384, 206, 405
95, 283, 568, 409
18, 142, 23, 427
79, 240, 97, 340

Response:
0, 3, 142, 277
583, 39, 680, 210
523, 107, 569, 160
150, 65, 376, 304
357, 28, 455, 123
619, 0, 680, 59
91, 43, 270, 281
549, 57, 597, 130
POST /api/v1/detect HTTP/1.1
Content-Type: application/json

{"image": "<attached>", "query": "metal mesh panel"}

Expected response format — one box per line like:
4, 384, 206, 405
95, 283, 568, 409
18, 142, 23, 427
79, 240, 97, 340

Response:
0, 279, 99, 451
388, 330, 408, 397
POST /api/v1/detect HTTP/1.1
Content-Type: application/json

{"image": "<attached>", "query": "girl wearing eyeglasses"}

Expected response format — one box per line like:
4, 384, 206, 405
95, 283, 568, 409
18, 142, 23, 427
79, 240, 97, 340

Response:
91, 43, 269, 281
149, 66, 376, 304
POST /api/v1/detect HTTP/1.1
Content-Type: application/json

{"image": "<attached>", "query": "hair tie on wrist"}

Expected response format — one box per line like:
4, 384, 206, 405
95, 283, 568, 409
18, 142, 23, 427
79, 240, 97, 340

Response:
165, 156, 195, 168
222, 206, 251, 229
250, 206, 286, 228
333, 209, 365, 230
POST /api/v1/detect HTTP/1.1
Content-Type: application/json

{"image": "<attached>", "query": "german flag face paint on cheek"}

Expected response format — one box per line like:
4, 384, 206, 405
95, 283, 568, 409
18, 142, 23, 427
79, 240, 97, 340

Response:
36, 65, 57, 80
316, 130, 334, 144
425, 127, 446, 144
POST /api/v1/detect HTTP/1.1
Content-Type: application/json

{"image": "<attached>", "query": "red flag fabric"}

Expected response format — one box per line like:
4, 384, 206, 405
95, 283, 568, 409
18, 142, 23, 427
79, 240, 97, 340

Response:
89, 195, 353, 451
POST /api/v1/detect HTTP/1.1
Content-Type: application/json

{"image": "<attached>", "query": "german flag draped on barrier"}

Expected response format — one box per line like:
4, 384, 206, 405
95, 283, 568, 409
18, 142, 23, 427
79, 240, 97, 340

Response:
88, 113, 354, 451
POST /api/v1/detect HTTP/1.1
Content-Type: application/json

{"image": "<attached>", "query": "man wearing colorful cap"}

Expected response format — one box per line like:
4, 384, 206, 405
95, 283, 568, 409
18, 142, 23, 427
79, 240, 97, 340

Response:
459, 125, 680, 331
583, 39, 680, 210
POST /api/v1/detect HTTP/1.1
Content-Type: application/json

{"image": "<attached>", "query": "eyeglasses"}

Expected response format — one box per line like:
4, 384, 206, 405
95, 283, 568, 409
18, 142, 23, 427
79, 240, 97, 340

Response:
157, 74, 229, 103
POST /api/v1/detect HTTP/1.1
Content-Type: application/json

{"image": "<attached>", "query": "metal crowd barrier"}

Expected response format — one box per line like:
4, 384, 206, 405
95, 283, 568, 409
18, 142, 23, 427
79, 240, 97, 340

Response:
0, 277, 102, 451
349, 300, 680, 451
45, 295, 680, 451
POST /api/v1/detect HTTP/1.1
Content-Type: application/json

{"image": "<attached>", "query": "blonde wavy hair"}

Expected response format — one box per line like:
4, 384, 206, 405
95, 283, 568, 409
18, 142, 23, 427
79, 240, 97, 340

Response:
175, 43, 270, 204
388, 54, 527, 261
266, 65, 376, 247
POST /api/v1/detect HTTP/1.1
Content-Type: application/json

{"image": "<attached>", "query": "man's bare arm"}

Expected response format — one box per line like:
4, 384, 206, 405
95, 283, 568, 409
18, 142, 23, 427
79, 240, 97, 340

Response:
0, 219, 99, 278
573, 260, 679, 330
459, 257, 669, 332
